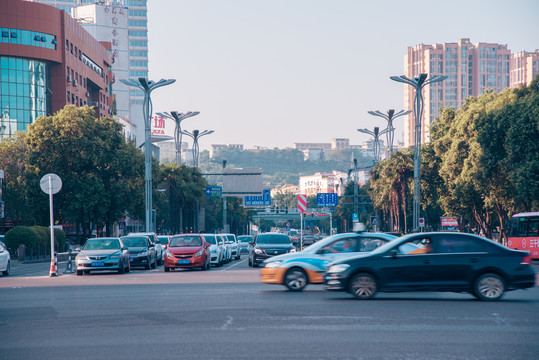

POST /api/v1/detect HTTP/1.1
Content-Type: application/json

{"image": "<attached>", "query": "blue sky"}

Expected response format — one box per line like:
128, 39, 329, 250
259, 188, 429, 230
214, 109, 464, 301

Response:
146, 0, 539, 150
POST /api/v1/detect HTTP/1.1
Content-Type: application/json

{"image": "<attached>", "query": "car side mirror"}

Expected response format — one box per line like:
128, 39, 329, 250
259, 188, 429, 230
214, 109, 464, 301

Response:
75, 247, 82, 252
205, 243, 211, 248
149, 244, 154, 248
122, 246, 128, 251
390, 250, 398, 258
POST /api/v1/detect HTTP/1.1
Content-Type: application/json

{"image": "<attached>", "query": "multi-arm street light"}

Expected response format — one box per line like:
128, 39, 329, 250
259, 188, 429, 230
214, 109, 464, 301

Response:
120, 77, 176, 232
181, 129, 214, 167
390, 73, 447, 232
155, 111, 200, 166
367, 109, 411, 156
357, 127, 389, 162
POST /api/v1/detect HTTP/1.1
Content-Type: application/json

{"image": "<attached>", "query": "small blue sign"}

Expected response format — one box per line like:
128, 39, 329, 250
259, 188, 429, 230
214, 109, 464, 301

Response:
205, 186, 222, 197
352, 213, 359, 222
317, 193, 338, 207
370, 216, 379, 226
244, 189, 271, 207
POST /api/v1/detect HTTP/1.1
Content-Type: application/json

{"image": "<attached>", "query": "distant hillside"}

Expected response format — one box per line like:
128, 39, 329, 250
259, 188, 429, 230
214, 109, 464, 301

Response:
199, 148, 374, 188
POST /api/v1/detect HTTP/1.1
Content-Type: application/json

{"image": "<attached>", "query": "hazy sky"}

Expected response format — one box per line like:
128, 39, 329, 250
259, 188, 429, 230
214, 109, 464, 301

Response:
146, 0, 539, 150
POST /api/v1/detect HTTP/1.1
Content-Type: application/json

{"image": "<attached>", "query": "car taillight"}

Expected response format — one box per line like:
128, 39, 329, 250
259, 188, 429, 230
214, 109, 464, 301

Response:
521, 255, 532, 264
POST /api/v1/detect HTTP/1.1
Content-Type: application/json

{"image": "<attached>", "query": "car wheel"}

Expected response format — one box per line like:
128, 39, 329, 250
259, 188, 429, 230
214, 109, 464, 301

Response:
164, 266, 170, 272
284, 268, 308, 292
248, 255, 252, 267
84, 270, 90, 275
118, 261, 125, 274
2, 261, 10, 276
474, 273, 505, 301
349, 273, 377, 300
151, 256, 157, 269
145, 260, 151, 270
76, 270, 83, 276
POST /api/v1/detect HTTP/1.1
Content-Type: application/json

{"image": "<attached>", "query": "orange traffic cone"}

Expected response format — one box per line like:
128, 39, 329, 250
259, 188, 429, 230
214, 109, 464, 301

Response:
49, 256, 57, 277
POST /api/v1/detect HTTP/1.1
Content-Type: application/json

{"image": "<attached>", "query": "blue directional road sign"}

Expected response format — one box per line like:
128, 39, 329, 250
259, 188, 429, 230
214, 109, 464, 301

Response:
370, 216, 379, 226
244, 189, 271, 207
317, 193, 338, 207
205, 186, 222, 197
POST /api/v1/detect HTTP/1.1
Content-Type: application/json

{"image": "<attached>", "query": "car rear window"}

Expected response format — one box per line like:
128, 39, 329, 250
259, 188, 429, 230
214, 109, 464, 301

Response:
257, 234, 291, 244
170, 236, 202, 247
203, 235, 217, 245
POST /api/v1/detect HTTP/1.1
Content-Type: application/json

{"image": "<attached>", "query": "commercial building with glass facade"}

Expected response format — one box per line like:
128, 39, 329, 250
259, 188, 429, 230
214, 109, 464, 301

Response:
0, 0, 113, 141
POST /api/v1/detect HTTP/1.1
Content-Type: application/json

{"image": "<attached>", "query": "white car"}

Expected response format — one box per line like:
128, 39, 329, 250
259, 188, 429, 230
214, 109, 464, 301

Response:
129, 232, 163, 266
218, 235, 232, 263
202, 234, 224, 267
224, 234, 240, 260
0, 241, 11, 276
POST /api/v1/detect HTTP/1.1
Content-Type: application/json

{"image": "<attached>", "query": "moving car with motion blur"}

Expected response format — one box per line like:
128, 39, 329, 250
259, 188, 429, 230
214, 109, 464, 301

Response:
164, 234, 211, 271
261, 232, 396, 291
248, 232, 295, 267
324, 232, 536, 301
121, 235, 157, 270
76, 237, 130, 275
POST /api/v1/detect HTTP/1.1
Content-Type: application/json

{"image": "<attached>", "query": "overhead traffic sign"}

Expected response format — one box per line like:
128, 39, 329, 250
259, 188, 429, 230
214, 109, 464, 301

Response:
244, 189, 271, 207
317, 193, 338, 207
205, 186, 222, 197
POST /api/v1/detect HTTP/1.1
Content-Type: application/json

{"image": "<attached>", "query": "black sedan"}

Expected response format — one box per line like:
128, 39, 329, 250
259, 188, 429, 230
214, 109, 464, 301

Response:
248, 232, 295, 267
324, 232, 535, 301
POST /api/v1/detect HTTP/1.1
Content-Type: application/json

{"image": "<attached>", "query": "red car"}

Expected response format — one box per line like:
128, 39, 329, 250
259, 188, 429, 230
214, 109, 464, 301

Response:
164, 234, 211, 271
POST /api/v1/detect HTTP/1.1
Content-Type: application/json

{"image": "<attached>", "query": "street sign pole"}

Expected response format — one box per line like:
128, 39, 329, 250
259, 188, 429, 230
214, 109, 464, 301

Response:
40, 173, 62, 277
300, 212, 303, 251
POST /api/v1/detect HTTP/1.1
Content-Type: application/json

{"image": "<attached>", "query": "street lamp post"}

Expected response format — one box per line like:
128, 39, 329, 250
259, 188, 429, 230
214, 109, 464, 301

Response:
367, 109, 411, 156
155, 111, 200, 166
120, 77, 176, 232
181, 129, 214, 167
357, 127, 389, 162
390, 73, 447, 232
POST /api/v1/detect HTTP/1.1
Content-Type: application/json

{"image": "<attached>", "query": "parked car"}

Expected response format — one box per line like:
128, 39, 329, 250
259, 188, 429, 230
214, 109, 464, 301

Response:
203, 234, 224, 267
248, 232, 295, 267
121, 235, 157, 270
75, 237, 130, 275
224, 234, 240, 260
218, 234, 232, 264
164, 234, 211, 271
237, 235, 253, 254
261, 232, 396, 291
324, 232, 536, 301
0, 241, 11, 276
129, 232, 163, 265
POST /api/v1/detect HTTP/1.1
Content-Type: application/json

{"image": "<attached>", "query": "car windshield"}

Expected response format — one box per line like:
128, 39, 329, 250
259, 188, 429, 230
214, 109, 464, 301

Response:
121, 237, 148, 248
257, 234, 291, 244
157, 236, 169, 245
204, 235, 217, 245
83, 239, 121, 250
226, 235, 235, 242
170, 236, 202, 247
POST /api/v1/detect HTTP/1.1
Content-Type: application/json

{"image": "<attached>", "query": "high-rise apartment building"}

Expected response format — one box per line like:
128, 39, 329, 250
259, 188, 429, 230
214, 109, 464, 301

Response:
402, 38, 512, 146
510, 50, 539, 88
28, 0, 149, 145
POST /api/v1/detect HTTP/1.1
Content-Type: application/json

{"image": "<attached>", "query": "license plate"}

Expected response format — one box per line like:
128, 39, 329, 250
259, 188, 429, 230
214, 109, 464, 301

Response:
178, 259, 190, 264
92, 262, 104, 267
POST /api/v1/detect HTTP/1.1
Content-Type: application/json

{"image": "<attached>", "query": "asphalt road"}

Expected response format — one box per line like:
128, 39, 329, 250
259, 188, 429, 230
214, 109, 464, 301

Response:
1, 256, 538, 360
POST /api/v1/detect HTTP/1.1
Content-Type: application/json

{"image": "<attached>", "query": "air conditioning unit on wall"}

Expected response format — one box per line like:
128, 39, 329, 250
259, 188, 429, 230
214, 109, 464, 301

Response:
67, 75, 72, 82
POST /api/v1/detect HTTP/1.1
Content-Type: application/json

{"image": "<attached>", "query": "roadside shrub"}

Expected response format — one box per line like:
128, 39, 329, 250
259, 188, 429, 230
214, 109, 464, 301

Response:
53, 228, 67, 252
30, 226, 49, 256
4, 226, 38, 256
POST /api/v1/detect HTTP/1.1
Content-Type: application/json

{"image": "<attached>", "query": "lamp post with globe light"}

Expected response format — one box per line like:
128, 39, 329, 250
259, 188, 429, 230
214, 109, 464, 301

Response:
390, 73, 447, 232
120, 77, 176, 232
155, 111, 200, 166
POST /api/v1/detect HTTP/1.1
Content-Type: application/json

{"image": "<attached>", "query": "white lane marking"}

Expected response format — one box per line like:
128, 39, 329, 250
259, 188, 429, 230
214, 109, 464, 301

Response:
221, 315, 233, 330
219, 258, 247, 271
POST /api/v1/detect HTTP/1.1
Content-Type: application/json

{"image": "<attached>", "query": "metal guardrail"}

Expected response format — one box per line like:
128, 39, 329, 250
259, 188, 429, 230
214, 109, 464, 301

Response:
57, 249, 79, 274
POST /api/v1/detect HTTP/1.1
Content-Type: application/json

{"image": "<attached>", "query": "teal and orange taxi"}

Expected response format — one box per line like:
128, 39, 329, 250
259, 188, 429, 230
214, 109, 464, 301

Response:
260, 231, 397, 291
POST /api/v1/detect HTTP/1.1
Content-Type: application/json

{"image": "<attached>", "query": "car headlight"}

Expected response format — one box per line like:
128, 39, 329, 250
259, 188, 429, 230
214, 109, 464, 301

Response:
210, 249, 217, 254
265, 260, 283, 268
327, 264, 350, 273
76, 254, 88, 261
195, 250, 204, 257
165, 251, 174, 259
254, 248, 264, 254
139, 251, 149, 257
289, 248, 296, 253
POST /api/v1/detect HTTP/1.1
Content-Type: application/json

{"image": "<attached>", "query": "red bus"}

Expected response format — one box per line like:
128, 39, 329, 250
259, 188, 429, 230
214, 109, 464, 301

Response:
508, 212, 539, 260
